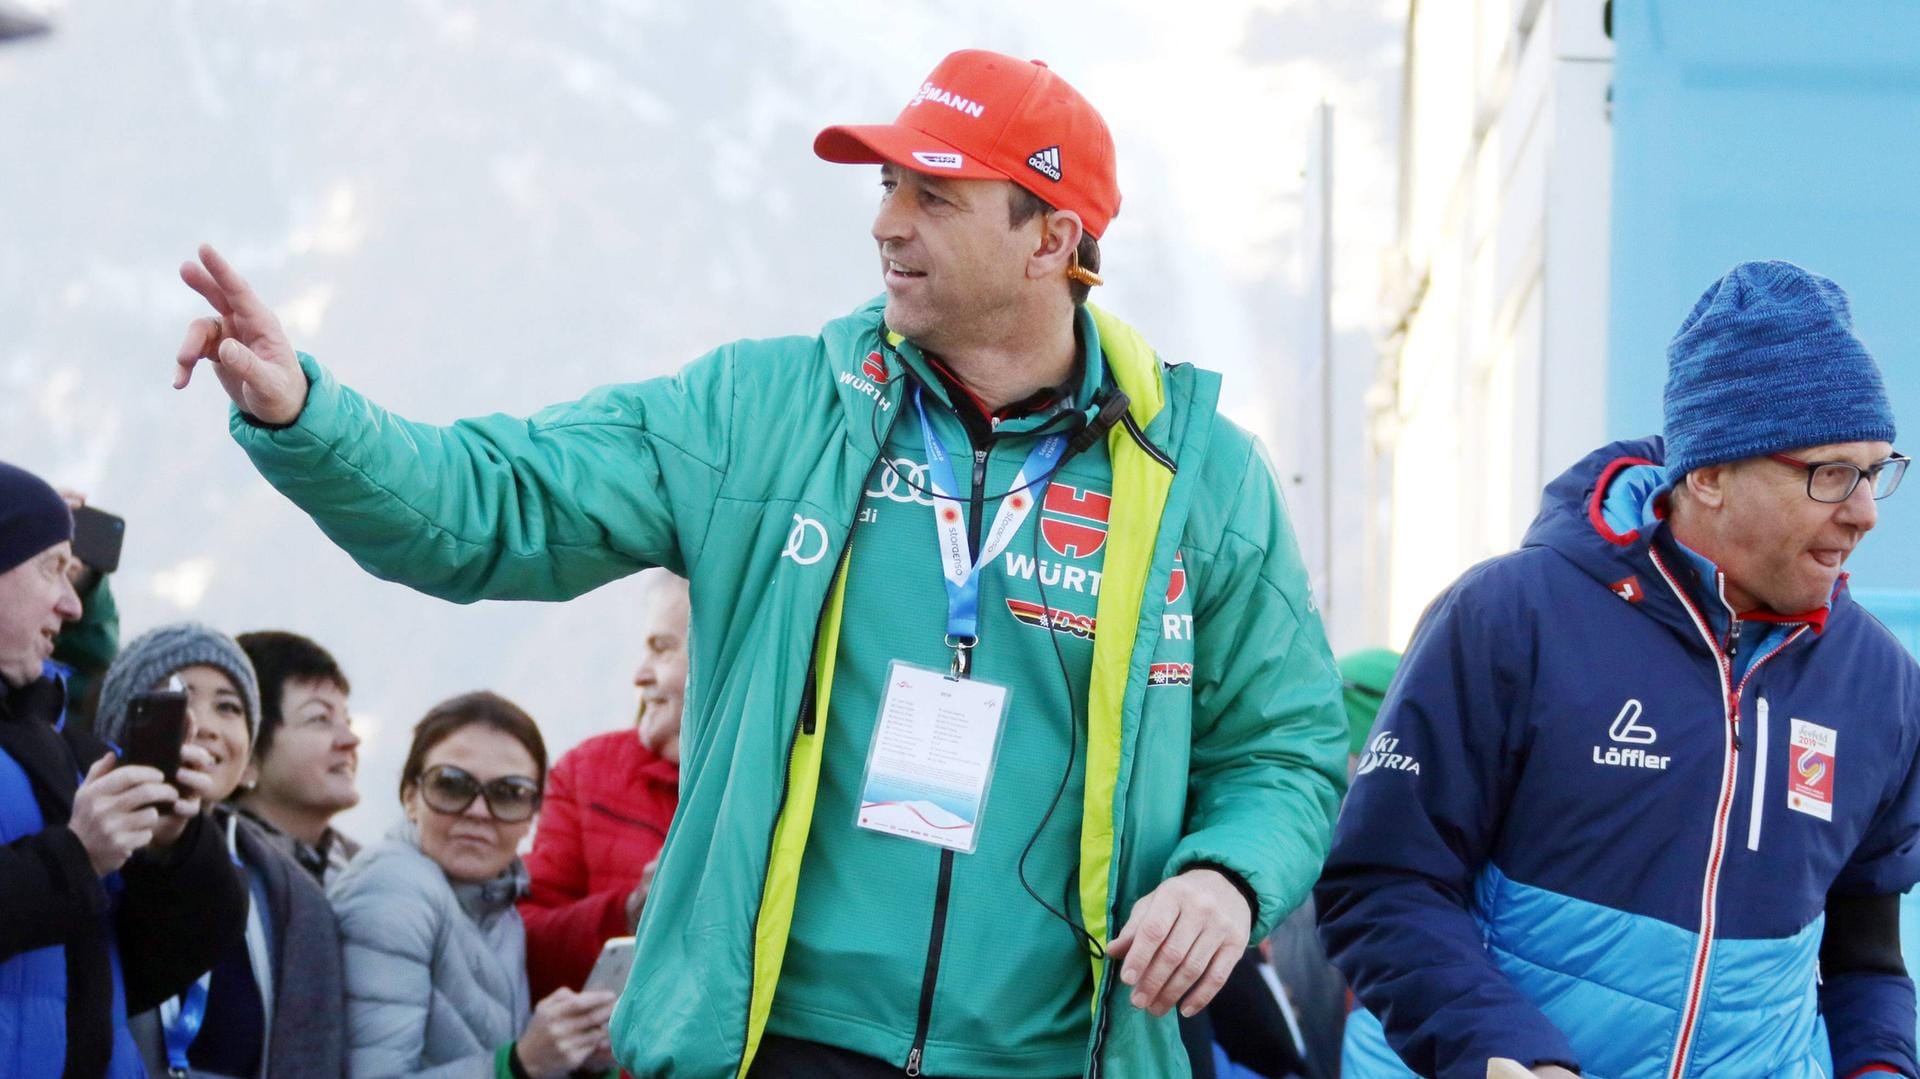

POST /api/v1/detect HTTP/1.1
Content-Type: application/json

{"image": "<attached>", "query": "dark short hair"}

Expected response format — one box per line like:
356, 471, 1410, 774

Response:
397, 691, 549, 804
236, 630, 351, 758
1008, 186, 1101, 306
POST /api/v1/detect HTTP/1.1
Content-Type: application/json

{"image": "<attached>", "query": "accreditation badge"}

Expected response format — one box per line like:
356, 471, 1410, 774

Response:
856, 661, 1010, 854
1787, 717, 1836, 822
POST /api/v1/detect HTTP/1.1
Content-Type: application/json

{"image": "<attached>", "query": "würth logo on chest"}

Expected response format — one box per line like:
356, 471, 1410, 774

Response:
1041, 485, 1110, 559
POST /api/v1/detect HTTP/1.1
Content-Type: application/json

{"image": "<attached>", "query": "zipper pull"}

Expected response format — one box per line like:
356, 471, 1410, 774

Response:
905, 1047, 923, 1076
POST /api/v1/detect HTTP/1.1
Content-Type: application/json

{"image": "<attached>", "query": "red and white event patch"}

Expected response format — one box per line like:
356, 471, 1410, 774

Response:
1787, 718, 1836, 822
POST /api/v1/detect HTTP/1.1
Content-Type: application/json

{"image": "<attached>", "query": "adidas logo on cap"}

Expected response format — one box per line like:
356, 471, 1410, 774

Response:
1027, 145, 1062, 182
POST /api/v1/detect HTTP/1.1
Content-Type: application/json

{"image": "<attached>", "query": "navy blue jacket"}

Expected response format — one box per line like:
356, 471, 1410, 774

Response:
1317, 439, 1920, 1079
0, 667, 247, 1078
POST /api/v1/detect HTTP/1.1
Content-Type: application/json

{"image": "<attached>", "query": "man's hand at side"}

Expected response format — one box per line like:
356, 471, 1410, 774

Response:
175, 243, 307, 426
1107, 866, 1251, 1018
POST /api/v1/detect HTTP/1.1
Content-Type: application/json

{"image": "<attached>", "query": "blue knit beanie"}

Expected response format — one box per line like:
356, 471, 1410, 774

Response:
1664, 261, 1895, 479
0, 461, 73, 577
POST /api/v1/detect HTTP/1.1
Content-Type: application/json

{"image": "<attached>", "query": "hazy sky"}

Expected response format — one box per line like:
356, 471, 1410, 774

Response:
1, 0, 1401, 841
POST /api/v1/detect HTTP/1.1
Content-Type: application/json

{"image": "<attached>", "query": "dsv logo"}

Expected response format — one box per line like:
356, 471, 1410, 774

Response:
867, 458, 936, 506
783, 515, 830, 566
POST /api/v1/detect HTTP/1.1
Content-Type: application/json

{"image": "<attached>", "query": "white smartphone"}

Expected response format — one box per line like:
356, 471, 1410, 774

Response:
584, 936, 637, 994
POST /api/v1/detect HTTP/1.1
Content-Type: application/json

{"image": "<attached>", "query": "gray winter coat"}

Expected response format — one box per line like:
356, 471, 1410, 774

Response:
328, 823, 530, 1079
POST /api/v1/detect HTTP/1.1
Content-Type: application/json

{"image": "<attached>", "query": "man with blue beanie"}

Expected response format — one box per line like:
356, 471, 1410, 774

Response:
1319, 261, 1920, 1079
0, 460, 246, 1079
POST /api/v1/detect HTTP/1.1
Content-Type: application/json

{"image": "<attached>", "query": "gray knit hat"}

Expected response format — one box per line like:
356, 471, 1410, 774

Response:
96, 623, 261, 749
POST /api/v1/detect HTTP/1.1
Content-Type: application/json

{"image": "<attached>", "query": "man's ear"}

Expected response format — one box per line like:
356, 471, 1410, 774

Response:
1027, 208, 1083, 282
1684, 462, 1730, 510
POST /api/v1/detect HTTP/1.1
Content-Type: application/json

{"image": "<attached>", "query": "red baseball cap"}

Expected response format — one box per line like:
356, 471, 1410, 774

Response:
815, 49, 1122, 239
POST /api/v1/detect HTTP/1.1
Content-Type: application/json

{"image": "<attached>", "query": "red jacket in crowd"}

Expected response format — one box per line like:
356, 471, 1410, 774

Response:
520, 728, 680, 1001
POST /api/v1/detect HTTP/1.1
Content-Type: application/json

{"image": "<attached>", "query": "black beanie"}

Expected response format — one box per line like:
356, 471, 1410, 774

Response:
0, 462, 73, 577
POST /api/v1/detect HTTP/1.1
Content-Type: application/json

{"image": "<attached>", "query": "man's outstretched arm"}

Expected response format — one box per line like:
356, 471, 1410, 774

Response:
174, 244, 731, 602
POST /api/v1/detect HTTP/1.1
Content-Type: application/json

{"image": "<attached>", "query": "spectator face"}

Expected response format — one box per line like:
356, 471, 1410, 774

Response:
405, 722, 541, 883
634, 583, 690, 764
0, 541, 83, 688
246, 677, 359, 816
172, 664, 253, 801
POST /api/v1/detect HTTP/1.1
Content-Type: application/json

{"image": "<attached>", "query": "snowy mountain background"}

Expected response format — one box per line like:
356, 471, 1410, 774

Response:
1, 0, 1399, 841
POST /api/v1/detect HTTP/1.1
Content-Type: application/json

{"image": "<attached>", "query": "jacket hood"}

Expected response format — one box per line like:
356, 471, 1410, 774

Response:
1521, 436, 1854, 651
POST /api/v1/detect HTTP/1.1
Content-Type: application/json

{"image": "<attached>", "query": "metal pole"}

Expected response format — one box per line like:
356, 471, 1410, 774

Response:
1317, 102, 1336, 619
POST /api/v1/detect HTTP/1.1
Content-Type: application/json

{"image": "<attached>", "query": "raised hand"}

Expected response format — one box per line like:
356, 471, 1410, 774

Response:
175, 244, 308, 425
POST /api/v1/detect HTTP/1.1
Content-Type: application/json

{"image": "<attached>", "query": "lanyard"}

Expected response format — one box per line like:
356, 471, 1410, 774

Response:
914, 386, 1066, 675
161, 975, 211, 1077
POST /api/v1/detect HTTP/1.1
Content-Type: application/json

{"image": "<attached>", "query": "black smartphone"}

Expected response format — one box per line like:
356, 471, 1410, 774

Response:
119, 688, 187, 808
70, 505, 125, 576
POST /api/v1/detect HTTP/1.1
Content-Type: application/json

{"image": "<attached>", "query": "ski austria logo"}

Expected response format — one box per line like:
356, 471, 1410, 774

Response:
1166, 551, 1186, 604
1027, 145, 1062, 182
1006, 599, 1096, 640
862, 351, 890, 384
1148, 662, 1192, 688
1355, 731, 1419, 776
1610, 575, 1644, 604
1787, 718, 1836, 821
1592, 698, 1670, 770
1041, 485, 1111, 558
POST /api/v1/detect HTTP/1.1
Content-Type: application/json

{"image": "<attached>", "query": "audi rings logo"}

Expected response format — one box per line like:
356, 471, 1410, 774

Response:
783, 514, 830, 566
867, 458, 936, 506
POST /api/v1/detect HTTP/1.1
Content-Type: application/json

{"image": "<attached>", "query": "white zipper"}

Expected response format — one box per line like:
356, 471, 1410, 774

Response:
1748, 698, 1770, 852
1650, 548, 1739, 1079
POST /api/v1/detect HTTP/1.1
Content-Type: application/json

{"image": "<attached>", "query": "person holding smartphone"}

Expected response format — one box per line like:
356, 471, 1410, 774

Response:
0, 461, 247, 1079
328, 691, 617, 1079
95, 623, 349, 1079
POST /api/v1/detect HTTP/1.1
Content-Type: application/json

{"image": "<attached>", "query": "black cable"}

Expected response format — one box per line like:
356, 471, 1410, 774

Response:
864, 357, 1085, 508
1018, 484, 1107, 960
865, 344, 1153, 960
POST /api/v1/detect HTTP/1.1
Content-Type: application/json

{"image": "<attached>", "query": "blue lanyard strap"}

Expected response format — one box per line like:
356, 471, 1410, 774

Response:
162, 976, 211, 1077
913, 386, 1066, 674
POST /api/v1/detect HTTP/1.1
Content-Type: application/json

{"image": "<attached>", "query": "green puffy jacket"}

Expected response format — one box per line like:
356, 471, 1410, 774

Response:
230, 299, 1346, 1078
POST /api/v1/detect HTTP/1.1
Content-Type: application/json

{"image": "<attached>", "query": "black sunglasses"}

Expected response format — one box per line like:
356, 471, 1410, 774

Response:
418, 763, 542, 823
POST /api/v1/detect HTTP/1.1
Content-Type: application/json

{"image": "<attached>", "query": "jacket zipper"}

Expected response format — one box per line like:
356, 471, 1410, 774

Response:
1649, 549, 1808, 1079
906, 437, 992, 1077
737, 396, 900, 1072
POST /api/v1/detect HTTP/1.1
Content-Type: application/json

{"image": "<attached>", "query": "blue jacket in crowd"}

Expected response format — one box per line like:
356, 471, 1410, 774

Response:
1318, 438, 1920, 1079
0, 664, 247, 1078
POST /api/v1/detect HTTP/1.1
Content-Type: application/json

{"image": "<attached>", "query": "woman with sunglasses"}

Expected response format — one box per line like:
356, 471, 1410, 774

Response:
329, 691, 617, 1079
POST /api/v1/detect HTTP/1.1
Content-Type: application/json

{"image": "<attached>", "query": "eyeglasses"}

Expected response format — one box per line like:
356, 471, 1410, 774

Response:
1767, 452, 1910, 504
417, 764, 542, 823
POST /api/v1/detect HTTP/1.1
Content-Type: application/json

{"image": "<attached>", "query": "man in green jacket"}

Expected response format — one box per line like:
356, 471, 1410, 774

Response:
171, 48, 1346, 1079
